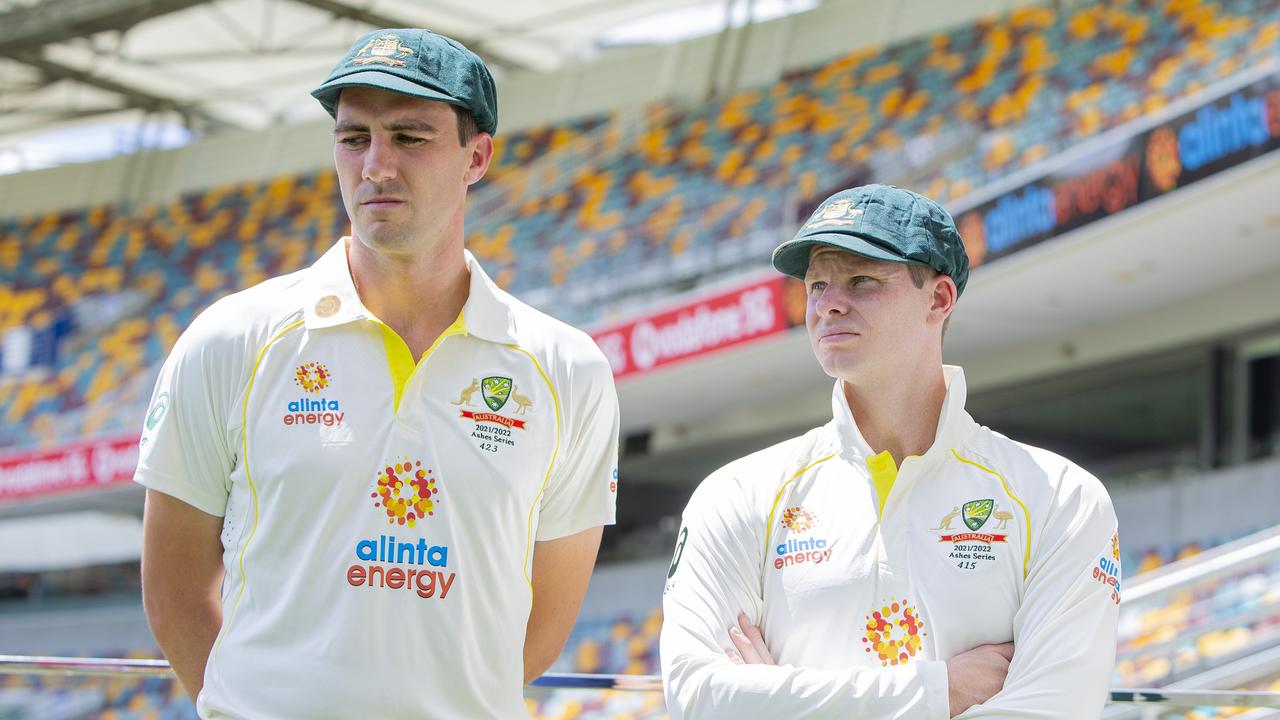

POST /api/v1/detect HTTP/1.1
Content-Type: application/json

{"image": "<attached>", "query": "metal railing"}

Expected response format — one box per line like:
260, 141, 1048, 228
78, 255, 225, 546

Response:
4, 525, 1280, 716
2, 655, 1279, 711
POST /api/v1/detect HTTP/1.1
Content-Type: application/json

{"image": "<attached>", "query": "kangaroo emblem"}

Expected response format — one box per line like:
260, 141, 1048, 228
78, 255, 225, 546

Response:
452, 378, 480, 406
934, 506, 962, 531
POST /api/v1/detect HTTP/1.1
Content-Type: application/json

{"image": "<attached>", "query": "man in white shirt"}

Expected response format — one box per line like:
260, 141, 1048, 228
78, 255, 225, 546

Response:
137, 28, 620, 718
661, 184, 1120, 719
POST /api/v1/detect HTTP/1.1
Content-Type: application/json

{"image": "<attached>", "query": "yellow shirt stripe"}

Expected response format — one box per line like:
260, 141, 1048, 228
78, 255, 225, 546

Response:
506, 344, 563, 597
216, 318, 305, 662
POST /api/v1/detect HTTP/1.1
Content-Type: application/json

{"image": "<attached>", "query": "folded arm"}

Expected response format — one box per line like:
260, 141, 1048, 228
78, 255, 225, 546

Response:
659, 472, 950, 719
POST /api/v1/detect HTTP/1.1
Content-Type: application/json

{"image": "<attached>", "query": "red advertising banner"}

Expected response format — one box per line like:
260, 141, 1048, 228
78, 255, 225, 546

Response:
592, 275, 805, 379
0, 436, 139, 502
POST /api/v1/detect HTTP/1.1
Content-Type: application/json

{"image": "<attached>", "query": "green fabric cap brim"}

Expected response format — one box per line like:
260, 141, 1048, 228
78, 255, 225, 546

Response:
772, 232, 914, 280
311, 71, 467, 119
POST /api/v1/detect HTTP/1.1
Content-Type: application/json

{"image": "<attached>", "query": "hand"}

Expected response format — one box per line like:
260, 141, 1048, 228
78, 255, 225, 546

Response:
946, 642, 1014, 717
726, 611, 776, 665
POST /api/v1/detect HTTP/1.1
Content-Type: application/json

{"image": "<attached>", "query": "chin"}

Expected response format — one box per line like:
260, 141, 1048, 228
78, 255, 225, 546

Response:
817, 354, 862, 380
356, 227, 414, 252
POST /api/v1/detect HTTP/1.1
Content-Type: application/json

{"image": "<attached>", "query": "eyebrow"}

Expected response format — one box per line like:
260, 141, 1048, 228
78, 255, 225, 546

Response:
334, 119, 441, 134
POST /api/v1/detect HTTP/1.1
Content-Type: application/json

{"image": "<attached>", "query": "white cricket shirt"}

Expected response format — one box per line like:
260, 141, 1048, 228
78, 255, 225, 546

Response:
661, 366, 1120, 719
136, 239, 619, 719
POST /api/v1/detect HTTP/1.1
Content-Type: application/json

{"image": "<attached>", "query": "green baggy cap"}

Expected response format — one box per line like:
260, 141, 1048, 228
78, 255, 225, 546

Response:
772, 184, 970, 296
311, 28, 498, 136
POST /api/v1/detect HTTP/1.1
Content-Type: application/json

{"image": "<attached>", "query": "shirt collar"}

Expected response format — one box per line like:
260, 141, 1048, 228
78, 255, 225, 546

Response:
829, 365, 977, 464
303, 238, 518, 344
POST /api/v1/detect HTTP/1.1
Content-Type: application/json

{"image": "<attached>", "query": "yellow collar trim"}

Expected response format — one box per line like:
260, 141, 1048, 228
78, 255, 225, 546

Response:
379, 309, 468, 414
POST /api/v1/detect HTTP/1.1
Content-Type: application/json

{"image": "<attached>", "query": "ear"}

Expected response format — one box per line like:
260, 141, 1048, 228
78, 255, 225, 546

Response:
464, 132, 495, 186
929, 274, 958, 325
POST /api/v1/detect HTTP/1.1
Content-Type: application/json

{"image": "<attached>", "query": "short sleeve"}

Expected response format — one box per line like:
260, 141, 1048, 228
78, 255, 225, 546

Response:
535, 344, 619, 540
134, 309, 241, 517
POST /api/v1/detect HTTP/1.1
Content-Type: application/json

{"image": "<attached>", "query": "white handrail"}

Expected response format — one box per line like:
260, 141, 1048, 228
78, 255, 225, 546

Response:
1122, 525, 1280, 605
2, 655, 1280, 707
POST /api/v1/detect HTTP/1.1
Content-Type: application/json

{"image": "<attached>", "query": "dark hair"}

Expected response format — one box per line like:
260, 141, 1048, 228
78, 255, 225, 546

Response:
455, 107, 478, 146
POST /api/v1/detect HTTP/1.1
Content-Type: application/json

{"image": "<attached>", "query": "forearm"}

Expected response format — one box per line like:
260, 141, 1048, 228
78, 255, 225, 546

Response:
954, 633, 1114, 719
144, 593, 222, 701
665, 654, 950, 720
524, 528, 602, 684
522, 589, 575, 683
523, 633, 558, 684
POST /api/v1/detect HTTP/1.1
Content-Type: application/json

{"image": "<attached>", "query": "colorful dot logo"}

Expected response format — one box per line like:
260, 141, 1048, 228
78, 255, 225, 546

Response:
780, 506, 816, 533
1112, 532, 1120, 561
862, 599, 926, 666
371, 457, 439, 527
294, 362, 331, 394
1146, 126, 1181, 193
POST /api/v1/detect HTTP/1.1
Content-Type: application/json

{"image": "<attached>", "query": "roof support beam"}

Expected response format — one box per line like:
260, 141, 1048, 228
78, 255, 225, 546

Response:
287, 0, 529, 72
0, 0, 207, 52
8, 51, 231, 131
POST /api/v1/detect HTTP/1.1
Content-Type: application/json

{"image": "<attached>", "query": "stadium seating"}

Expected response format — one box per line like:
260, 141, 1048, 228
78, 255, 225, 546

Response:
1, 0, 1276, 450
1115, 560, 1280, 688
0, 653, 193, 720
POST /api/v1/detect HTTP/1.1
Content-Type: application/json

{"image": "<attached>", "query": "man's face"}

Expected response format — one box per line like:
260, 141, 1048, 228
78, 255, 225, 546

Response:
804, 246, 944, 381
333, 86, 491, 254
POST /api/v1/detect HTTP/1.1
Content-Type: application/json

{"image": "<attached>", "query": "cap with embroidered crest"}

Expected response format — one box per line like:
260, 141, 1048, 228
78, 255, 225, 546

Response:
311, 28, 497, 136
772, 184, 970, 296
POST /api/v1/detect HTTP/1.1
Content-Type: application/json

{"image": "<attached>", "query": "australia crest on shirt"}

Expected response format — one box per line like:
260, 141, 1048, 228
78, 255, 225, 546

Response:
451, 374, 534, 454
932, 498, 1010, 571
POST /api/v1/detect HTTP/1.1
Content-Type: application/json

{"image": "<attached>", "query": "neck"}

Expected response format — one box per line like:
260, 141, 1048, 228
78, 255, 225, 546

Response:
842, 363, 948, 466
346, 236, 469, 357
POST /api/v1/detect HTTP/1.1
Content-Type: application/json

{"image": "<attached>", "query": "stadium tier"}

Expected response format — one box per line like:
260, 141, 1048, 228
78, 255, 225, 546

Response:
1, 0, 1276, 450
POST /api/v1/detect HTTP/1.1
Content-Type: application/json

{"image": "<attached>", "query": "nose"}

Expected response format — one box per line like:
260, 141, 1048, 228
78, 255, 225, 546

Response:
813, 284, 849, 318
362, 136, 397, 184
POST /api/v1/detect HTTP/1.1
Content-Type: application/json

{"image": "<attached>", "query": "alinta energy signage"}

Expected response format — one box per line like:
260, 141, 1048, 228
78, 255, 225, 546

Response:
593, 67, 1280, 381
955, 66, 1280, 269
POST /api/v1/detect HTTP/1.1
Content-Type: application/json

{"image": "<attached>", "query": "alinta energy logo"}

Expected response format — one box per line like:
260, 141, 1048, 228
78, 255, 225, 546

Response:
862, 598, 926, 667
773, 506, 831, 570
346, 455, 455, 602
284, 362, 343, 427
1146, 126, 1182, 193
371, 457, 439, 527
1093, 531, 1122, 605
781, 506, 817, 533
294, 362, 331, 393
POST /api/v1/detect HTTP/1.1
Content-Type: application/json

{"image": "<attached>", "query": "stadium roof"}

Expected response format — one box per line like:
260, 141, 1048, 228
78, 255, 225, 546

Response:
0, 0, 814, 169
